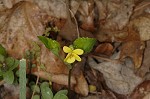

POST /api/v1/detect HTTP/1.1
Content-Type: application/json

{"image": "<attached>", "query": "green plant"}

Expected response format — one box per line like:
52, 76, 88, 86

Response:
0, 44, 19, 84
31, 82, 68, 99
38, 36, 96, 97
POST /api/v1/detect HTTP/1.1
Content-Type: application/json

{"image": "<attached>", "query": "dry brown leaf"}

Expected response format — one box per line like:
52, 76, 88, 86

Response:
0, 0, 68, 19
0, 84, 31, 99
119, 41, 145, 68
95, 0, 150, 43
129, 80, 150, 99
94, 43, 114, 56
74, 72, 89, 96
129, 14, 150, 41
75, 0, 98, 32
59, 7, 94, 41
136, 41, 150, 77
84, 66, 107, 92
132, 0, 150, 19
79, 90, 117, 99
33, 71, 76, 86
0, 1, 49, 58
72, 58, 89, 96
39, 45, 68, 74
96, 0, 134, 31
0, 1, 89, 96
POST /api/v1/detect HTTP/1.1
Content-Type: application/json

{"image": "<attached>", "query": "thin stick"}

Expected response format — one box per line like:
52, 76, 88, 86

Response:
134, 2, 150, 12
61, 0, 80, 38
31, 66, 40, 99
91, 55, 119, 63
68, 68, 72, 98
69, 9, 80, 38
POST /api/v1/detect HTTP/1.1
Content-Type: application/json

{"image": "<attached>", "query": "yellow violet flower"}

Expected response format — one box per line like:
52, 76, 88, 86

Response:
63, 46, 84, 63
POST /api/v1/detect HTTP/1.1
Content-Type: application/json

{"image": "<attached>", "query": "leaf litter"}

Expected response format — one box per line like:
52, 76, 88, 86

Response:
0, 0, 150, 99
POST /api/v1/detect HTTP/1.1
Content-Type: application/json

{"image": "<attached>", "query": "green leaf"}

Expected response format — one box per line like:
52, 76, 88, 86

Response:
0, 54, 5, 63
31, 85, 40, 93
0, 44, 7, 56
53, 94, 68, 99
19, 59, 26, 99
10, 59, 19, 71
40, 82, 53, 99
55, 90, 68, 95
32, 95, 40, 99
5, 57, 15, 67
0, 69, 3, 76
73, 37, 96, 53
53, 90, 68, 99
38, 36, 60, 56
3, 70, 14, 84
29, 81, 35, 86
5, 57, 19, 71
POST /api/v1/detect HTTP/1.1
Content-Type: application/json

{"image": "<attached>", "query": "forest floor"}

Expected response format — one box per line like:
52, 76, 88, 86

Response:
0, 0, 150, 99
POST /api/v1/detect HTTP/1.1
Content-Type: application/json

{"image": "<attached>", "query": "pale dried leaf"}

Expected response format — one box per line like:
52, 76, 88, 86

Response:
0, 1, 46, 58
129, 14, 150, 41
98, 0, 134, 31
88, 56, 143, 94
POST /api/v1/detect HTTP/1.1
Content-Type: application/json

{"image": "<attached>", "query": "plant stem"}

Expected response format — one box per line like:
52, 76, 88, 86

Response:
68, 67, 72, 98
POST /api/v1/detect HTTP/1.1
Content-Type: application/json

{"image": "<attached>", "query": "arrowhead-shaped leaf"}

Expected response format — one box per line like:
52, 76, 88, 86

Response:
38, 36, 60, 56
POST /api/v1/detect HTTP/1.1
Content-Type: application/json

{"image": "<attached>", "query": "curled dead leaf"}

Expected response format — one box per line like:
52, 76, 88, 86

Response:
94, 43, 114, 56
119, 41, 145, 68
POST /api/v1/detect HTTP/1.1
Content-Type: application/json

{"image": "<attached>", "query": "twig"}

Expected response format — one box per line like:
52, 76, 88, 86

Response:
90, 91, 102, 95
91, 55, 119, 63
69, 9, 80, 38
31, 66, 40, 99
68, 68, 72, 98
134, 2, 150, 12
61, 0, 80, 38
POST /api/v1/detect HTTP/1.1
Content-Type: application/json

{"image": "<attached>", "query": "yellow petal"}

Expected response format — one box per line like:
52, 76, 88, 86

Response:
72, 53, 81, 61
64, 53, 71, 60
63, 46, 72, 53
64, 54, 75, 63
73, 49, 84, 55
